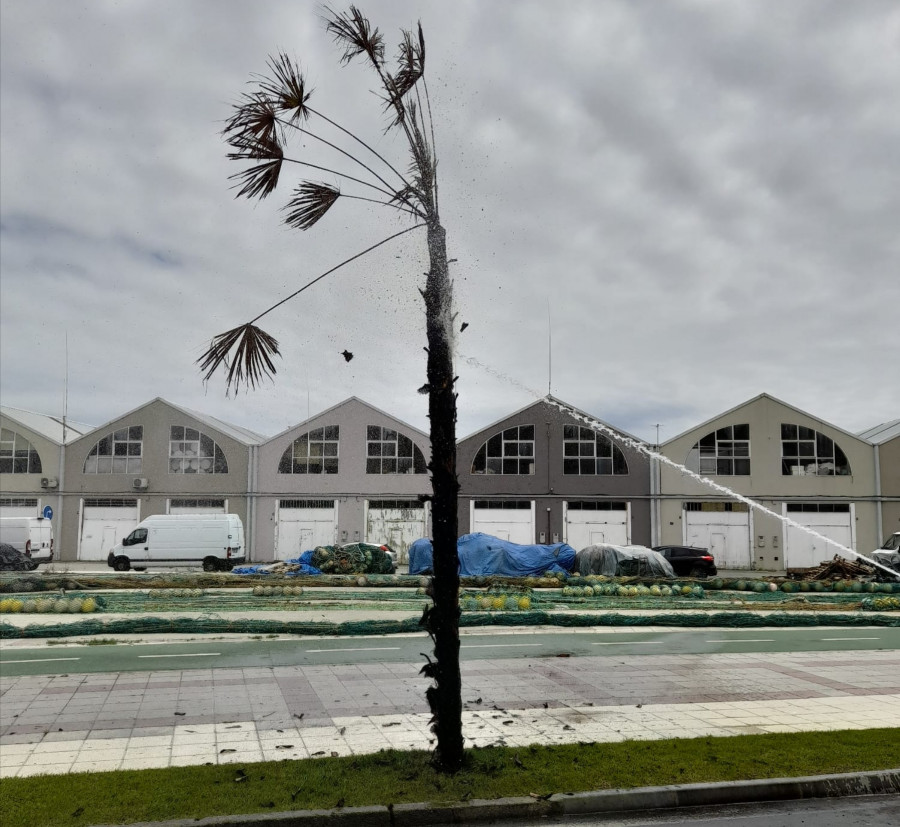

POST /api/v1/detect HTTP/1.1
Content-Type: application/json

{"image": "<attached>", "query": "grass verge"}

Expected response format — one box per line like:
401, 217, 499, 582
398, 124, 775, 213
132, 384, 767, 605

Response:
2, 729, 898, 827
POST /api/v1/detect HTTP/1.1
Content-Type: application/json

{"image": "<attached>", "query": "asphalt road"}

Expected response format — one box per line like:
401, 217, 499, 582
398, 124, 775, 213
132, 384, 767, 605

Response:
463, 794, 900, 827
2, 626, 898, 676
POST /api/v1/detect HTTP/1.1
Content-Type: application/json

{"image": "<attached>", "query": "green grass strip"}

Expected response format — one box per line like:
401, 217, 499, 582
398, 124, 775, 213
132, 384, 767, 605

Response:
2, 729, 898, 827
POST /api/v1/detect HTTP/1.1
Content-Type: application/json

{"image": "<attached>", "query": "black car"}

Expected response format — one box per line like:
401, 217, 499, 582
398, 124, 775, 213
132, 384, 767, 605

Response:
0, 543, 40, 572
652, 545, 717, 578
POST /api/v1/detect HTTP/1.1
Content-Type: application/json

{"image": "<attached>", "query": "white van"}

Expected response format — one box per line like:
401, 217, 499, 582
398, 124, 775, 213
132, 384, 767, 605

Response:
106, 514, 245, 572
0, 517, 54, 564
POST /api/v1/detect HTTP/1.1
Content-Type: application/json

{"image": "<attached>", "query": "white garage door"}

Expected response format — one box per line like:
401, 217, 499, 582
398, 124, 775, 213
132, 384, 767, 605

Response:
470, 500, 534, 544
564, 501, 629, 549
365, 500, 427, 563
79, 499, 140, 561
0, 498, 40, 519
169, 498, 227, 515
784, 503, 854, 569
275, 499, 337, 561
684, 503, 752, 569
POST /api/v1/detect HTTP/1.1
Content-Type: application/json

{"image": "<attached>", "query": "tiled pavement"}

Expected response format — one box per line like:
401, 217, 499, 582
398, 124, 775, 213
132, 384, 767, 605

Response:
2, 648, 899, 778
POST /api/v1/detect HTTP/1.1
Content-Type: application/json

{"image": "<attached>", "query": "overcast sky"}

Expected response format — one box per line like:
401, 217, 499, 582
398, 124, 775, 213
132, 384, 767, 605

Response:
1, 0, 897, 445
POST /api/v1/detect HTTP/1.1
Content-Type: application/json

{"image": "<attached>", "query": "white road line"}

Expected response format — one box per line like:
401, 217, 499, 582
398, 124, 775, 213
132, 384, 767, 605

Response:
0, 657, 81, 664
137, 653, 220, 659
706, 639, 775, 643
305, 647, 401, 653
820, 637, 880, 641
592, 641, 660, 646
462, 643, 542, 649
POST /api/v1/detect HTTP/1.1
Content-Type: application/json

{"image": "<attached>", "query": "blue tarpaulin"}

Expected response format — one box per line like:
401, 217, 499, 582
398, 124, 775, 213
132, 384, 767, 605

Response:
408, 533, 575, 577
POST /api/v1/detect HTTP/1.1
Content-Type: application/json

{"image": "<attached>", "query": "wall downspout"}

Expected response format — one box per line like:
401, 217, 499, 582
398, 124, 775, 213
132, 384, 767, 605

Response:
650, 444, 660, 547
57, 442, 65, 556
874, 442, 883, 546
246, 444, 255, 562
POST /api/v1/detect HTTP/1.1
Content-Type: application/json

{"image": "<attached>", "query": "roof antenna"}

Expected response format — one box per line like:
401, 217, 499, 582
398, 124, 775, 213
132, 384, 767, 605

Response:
547, 300, 552, 398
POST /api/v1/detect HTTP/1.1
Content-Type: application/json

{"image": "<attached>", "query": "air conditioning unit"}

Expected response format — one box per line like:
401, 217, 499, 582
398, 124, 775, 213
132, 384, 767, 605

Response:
132, 477, 149, 490
40, 477, 58, 489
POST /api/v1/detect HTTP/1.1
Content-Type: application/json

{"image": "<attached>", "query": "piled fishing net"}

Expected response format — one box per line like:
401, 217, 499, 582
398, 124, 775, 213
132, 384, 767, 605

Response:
310, 543, 395, 575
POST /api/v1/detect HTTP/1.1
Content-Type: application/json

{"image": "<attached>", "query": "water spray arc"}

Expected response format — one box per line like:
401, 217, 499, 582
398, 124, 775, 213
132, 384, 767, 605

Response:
460, 355, 896, 579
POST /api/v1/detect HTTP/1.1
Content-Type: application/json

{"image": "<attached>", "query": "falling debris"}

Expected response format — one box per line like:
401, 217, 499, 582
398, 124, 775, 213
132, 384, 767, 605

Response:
341, 349, 354, 362
460, 322, 468, 332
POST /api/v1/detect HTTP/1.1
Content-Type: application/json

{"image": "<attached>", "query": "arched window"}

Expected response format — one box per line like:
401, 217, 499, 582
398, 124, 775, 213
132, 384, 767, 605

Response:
687, 424, 751, 476
83, 426, 143, 474
366, 426, 427, 474
471, 425, 534, 475
0, 429, 42, 474
278, 425, 339, 474
563, 425, 628, 475
169, 426, 228, 474
781, 424, 850, 476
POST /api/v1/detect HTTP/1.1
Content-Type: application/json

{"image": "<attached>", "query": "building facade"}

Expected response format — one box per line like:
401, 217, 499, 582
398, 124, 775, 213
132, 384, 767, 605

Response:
858, 419, 900, 550
0, 406, 93, 525
658, 394, 879, 571
59, 398, 262, 562
457, 396, 652, 548
254, 397, 432, 563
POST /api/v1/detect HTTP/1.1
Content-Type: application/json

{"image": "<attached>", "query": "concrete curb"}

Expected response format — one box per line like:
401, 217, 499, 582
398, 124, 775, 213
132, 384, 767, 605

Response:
94, 768, 900, 827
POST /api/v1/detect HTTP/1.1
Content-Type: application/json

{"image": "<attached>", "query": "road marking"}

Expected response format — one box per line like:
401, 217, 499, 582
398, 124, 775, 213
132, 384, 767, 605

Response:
0, 657, 81, 664
820, 637, 880, 641
592, 641, 660, 646
462, 643, 542, 649
137, 653, 220, 659
706, 639, 775, 643
305, 647, 401, 653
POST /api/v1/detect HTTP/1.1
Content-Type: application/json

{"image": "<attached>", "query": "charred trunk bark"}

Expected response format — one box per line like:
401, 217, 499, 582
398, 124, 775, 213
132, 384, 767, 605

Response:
422, 221, 463, 772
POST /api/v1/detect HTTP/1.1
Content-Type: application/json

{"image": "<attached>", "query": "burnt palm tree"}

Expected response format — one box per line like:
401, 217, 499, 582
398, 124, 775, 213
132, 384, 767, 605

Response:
198, 6, 463, 771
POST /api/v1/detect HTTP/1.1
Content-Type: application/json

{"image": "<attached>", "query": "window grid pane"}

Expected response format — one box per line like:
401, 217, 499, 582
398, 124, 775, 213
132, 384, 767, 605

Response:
279, 426, 340, 474
780, 424, 851, 476
168, 426, 228, 474
562, 429, 627, 476
691, 424, 751, 476
365, 426, 427, 474
84, 427, 142, 474
471, 425, 535, 475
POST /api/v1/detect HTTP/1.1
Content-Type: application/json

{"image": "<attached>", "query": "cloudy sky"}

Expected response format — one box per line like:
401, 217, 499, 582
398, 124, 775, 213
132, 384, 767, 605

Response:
1, 0, 898, 445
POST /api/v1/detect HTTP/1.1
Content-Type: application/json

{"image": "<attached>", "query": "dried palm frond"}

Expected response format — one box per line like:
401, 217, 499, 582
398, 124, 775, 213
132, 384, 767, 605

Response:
198, 323, 281, 391
394, 24, 425, 99
283, 181, 340, 230
324, 5, 384, 67
224, 93, 278, 144
226, 134, 284, 199
389, 184, 421, 210
258, 54, 312, 125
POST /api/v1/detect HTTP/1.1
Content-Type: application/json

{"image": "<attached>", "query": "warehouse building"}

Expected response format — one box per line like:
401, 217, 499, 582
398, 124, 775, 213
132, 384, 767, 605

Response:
658, 394, 879, 570
457, 396, 652, 548
253, 397, 431, 563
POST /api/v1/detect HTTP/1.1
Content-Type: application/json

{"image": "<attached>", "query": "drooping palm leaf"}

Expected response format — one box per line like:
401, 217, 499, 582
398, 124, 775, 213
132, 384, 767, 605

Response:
258, 54, 312, 125
226, 134, 284, 199
283, 181, 341, 230
324, 5, 384, 67
198, 323, 281, 391
224, 92, 279, 145
394, 24, 425, 100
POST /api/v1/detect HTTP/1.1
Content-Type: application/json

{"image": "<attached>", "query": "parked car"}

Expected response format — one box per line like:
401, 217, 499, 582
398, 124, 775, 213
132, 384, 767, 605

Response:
652, 545, 717, 578
0, 543, 40, 571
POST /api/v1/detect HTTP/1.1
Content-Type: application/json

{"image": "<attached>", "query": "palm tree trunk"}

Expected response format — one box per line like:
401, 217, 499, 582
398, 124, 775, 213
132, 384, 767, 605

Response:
423, 221, 463, 771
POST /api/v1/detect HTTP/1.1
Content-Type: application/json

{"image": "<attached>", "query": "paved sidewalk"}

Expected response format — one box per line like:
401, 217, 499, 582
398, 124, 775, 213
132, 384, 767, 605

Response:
2, 646, 898, 778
